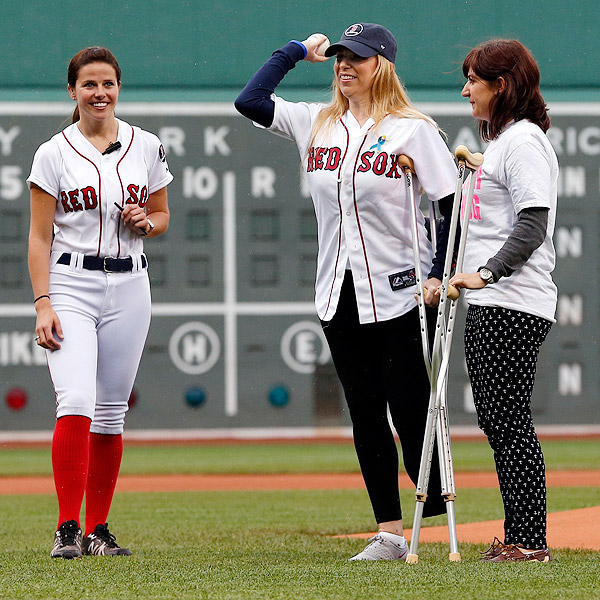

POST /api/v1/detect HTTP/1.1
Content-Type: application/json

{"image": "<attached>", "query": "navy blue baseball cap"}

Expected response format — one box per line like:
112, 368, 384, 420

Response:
325, 23, 397, 64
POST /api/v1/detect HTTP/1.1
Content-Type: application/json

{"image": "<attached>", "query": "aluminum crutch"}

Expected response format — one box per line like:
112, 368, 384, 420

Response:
397, 151, 462, 562
397, 155, 459, 382
399, 145, 484, 564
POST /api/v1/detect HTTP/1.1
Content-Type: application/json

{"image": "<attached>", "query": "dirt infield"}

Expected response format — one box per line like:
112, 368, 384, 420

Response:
2, 469, 600, 495
341, 506, 600, 552
2, 470, 599, 551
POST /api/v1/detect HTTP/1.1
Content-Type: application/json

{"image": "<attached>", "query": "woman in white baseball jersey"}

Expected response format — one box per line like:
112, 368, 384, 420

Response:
27, 46, 173, 559
236, 23, 457, 561
450, 39, 558, 562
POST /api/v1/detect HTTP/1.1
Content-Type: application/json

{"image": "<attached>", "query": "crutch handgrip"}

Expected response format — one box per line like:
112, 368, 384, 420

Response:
424, 284, 459, 301
454, 145, 484, 170
397, 154, 415, 173
447, 285, 460, 301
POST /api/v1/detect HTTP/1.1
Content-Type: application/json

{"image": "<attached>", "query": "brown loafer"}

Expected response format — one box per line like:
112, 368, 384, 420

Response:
480, 537, 506, 561
489, 544, 552, 563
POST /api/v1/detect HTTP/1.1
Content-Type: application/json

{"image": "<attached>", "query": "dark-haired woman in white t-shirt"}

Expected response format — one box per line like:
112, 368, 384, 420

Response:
450, 39, 558, 563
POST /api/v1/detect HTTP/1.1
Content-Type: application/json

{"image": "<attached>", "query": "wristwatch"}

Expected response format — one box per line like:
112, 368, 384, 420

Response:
143, 219, 155, 236
478, 267, 495, 285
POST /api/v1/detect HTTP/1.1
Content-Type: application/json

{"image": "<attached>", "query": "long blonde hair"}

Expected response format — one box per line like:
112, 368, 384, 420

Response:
307, 55, 438, 150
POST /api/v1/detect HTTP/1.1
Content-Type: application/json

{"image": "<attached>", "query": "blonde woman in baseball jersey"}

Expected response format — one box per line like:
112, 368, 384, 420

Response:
236, 23, 457, 561
450, 40, 558, 562
28, 47, 172, 558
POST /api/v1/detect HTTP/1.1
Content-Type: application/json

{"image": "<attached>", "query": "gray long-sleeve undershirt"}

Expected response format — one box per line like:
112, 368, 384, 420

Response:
484, 207, 549, 282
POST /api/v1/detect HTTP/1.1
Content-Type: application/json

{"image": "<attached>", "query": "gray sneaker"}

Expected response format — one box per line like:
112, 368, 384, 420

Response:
82, 523, 132, 556
349, 532, 409, 561
51, 520, 82, 559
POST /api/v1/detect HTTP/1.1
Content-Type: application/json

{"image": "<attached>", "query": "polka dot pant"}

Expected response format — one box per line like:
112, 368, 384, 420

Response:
465, 304, 552, 549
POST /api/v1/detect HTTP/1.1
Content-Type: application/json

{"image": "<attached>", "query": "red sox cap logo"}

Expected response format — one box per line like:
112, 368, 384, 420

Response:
344, 24, 364, 36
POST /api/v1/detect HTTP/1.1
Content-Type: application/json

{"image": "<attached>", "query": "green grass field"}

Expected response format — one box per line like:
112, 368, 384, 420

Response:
1, 439, 599, 599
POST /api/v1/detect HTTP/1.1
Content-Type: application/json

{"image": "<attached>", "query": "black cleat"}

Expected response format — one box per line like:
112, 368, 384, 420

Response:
51, 520, 82, 559
82, 523, 132, 556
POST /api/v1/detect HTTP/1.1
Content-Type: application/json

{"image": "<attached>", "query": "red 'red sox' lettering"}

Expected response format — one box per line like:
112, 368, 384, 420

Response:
80, 186, 98, 210
126, 183, 149, 208
325, 147, 341, 170
68, 189, 83, 212
59, 188, 98, 213
357, 150, 375, 172
307, 147, 342, 172
58, 183, 149, 213
60, 191, 73, 213
307, 147, 402, 179
372, 152, 387, 175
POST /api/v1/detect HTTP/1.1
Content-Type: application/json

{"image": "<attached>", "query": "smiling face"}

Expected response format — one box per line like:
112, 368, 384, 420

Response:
68, 62, 120, 124
334, 49, 378, 105
462, 69, 499, 122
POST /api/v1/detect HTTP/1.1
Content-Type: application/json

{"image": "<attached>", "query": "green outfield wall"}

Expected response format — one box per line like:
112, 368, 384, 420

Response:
1, 1, 599, 101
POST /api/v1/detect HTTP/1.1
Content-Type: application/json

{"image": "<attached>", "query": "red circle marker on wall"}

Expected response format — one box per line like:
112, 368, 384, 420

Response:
6, 388, 27, 411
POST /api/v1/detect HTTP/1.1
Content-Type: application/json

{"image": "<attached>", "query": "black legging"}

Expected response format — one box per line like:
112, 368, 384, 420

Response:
465, 304, 552, 549
322, 271, 446, 523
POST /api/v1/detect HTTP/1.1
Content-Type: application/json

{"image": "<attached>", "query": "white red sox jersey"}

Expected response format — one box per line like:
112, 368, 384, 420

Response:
462, 120, 558, 322
262, 96, 457, 324
27, 118, 173, 258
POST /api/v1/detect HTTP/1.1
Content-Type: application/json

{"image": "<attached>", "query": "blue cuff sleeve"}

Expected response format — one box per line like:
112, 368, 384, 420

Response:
290, 40, 308, 58
234, 42, 306, 128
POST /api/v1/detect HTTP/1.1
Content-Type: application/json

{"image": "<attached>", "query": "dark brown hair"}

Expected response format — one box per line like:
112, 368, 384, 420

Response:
67, 47, 121, 123
463, 39, 550, 142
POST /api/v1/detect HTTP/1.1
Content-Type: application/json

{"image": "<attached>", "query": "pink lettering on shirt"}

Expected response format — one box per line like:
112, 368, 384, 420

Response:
461, 165, 482, 221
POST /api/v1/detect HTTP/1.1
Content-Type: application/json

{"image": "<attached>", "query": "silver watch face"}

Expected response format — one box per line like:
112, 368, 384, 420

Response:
479, 268, 493, 283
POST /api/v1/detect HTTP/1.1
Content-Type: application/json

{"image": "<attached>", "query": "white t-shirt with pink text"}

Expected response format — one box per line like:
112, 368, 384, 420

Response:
462, 119, 558, 322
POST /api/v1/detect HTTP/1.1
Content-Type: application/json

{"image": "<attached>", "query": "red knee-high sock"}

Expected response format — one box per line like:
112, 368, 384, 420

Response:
84, 432, 123, 536
52, 415, 91, 529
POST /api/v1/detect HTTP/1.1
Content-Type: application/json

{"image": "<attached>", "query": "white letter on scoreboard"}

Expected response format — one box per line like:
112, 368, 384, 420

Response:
251, 167, 276, 198
183, 167, 219, 199
579, 127, 600, 155
555, 227, 582, 258
158, 127, 186, 156
557, 295, 583, 326
182, 334, 208, 365
0, 166, 23, 200
204, 126, 231, 156
558, 363, 582, 396
557, 166, 585, 197
0, 126, 20, 155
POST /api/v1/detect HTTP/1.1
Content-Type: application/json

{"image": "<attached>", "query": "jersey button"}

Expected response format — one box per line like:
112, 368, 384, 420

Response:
346, 211, 351, 216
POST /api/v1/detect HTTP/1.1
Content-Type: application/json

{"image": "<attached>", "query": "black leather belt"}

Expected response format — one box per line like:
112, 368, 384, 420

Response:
57, 253, 147, 273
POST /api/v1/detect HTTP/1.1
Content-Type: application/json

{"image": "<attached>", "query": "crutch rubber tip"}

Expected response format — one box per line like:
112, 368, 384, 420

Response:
405, 554, 419, 564
449, 552, 462, 562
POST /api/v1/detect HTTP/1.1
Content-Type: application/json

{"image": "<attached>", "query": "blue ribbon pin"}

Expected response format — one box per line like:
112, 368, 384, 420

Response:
369, 135, 386, 152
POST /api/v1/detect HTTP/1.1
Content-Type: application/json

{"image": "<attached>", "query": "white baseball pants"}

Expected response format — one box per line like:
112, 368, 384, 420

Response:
46, 252, 151, 434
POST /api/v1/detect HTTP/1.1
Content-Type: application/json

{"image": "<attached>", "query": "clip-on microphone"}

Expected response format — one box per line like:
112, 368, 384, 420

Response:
102, 141, 122, 155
